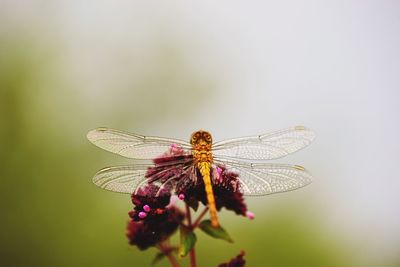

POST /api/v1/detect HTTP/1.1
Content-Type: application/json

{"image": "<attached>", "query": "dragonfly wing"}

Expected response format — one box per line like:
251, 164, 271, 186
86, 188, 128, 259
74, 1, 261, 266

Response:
92, 165, 149, 194
216, 160, 313, 196
87, 128, 191, 159
92, 158, 195, 195
212, 126, 315, 161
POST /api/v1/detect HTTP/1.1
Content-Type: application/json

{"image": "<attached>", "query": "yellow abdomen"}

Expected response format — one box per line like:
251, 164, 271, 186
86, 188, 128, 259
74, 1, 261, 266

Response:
198, 161, 219, 228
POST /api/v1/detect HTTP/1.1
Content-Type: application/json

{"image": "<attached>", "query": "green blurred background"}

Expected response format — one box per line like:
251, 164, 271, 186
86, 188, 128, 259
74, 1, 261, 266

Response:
1, 1, 400, 267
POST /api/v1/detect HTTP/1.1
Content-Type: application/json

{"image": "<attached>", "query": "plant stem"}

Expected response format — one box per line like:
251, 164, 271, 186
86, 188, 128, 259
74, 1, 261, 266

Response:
192, 207, 209, 229
189, 248, 197, 267
157, 241, 180, 267
185, 204, 197, 267
186, 203, 192, 225
166, 253, 180, 267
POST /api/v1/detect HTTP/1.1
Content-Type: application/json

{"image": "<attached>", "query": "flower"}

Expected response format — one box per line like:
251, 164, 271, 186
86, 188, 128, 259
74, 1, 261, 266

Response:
218, 251, 246, 267
178, 165, 248, 216
131, 184, 171, 212
126, 184, 184, 250
144, 144, 248, 216
127, 144, 249, 250
144, 146, 192, 190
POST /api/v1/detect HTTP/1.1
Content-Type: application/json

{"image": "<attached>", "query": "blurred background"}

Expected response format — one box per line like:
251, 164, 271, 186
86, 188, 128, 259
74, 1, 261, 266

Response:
1, 1, 399, 266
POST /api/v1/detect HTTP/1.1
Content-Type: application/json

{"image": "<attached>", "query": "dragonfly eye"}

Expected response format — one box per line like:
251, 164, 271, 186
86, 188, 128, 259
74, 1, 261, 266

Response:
203, 132, 212, 143
190, 132, 201, 145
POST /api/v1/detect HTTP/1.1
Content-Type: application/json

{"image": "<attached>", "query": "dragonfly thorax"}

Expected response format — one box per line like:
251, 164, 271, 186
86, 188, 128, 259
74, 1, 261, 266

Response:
190, 130, 213, 164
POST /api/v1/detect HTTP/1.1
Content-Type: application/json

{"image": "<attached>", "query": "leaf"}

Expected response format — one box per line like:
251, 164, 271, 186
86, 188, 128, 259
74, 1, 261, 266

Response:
179, 225, 197, 258
198, 220, 233, 243
151, 252, 165, 266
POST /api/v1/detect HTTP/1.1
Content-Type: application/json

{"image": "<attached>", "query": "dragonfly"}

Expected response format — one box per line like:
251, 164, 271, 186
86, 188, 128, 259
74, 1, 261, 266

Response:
87, 126, 315, 228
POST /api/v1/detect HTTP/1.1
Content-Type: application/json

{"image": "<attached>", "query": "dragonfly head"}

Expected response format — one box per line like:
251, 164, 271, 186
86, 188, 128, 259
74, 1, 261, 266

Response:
190, 130, 213, 146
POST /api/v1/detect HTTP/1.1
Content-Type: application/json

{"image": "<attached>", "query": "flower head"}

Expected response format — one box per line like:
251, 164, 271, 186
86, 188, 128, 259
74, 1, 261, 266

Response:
126, 206, 184, 250
144, 145, 248, 216
145, 146, 192, 188
126, 184, 184, 250
177, 165, 247, 216
127, 144, 249, 251
218, 251, 246, 267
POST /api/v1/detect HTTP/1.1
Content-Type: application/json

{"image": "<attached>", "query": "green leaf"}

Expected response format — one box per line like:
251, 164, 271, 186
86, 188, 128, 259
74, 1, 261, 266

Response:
198, 220, 234, 243
179, 225, 197, 258
151, 252, 165, 266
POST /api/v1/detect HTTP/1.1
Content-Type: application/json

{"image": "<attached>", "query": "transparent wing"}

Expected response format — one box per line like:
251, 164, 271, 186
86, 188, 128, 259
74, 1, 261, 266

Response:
92, 158, 195, 195
87, 128, 191, 159
212, 126, 315, 161
216, 160, 312, 196
92, 165, 149, 194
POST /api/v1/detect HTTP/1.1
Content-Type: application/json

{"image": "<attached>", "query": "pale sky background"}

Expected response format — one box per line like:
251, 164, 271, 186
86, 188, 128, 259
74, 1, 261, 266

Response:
2, 0, 400, 265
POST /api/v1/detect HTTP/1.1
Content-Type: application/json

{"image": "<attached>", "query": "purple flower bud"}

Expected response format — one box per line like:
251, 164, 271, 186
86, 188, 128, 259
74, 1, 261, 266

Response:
128, 210, 135, 218
178, 193, 185, 200
143, 205, 151, 212
138, 212, 147, 219
246, 211, 255, 220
